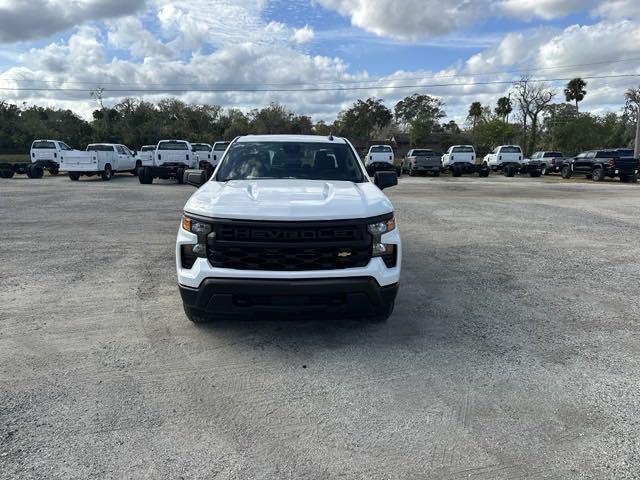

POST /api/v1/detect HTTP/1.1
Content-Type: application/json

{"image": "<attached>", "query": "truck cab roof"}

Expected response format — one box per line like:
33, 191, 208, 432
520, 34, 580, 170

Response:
237, 134, 348, 144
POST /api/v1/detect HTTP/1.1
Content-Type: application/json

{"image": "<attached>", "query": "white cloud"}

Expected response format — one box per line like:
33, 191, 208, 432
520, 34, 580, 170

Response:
291, 25, 315, 44
499, 0, 597, 20
592, 0, 640, 21
0, 0, 146, 42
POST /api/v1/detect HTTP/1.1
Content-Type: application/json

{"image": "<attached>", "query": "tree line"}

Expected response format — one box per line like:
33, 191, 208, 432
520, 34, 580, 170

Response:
1, 77, 638, 156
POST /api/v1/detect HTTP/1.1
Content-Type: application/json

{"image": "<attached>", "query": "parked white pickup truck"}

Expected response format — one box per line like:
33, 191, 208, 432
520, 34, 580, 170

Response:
365, 145, 397, 175
192, 143, 212, 168
63, 143, 137, 181
483, 145, 523, 172
177, 134, 401, 323
136, 145, 156, 166
138, 139, 197, 184
30, 140, 82, 178
210, 141, 230, 169
441, 145, 489, 177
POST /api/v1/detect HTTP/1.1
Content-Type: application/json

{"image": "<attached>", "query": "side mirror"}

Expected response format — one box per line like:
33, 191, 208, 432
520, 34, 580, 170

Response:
374, 171, 398, 190
184, 169, 208, 187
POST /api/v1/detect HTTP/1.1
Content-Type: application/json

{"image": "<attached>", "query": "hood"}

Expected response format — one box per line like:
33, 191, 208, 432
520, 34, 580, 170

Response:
184, 179, 394, 221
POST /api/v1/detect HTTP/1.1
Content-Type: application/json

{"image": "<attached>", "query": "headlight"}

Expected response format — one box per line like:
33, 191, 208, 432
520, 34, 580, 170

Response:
368, 216, 397, 266
368, 216, 396, 236
181, 215, 212, 235
181, 215, 213, 259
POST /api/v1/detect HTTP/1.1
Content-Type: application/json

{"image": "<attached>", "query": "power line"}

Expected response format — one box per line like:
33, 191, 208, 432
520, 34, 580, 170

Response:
0, 73, 638, 94
1, 56, 640, 89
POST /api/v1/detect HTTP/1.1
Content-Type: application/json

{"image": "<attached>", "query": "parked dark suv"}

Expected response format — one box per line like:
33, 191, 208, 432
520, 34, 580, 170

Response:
560, 149, 639, 182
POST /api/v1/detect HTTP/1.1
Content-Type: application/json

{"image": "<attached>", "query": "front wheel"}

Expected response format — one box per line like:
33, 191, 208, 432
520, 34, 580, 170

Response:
370, 301, 395, 323
48, 166, 59, 176
132, 161, 141, 176
0, 168, 15, 179
177, 168, 185, 184
529, 170, 542, 178
183, 305, 211, 324
561, 166, 572, 179
101, 164, 113, 181
68, 172, 80, 181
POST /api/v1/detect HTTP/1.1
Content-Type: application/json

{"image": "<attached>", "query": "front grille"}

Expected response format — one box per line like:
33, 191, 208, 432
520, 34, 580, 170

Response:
206, 219, 373, 271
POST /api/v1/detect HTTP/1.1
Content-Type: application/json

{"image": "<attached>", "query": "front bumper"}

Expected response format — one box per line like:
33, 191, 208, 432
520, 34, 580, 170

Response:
179, 277, 398, 317
176, 224, 402, 289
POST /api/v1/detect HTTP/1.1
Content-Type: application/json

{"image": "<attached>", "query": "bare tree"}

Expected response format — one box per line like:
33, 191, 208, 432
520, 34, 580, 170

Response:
512, 77, 556, 155
89, 86, 105, 109
625, 87, 640, 157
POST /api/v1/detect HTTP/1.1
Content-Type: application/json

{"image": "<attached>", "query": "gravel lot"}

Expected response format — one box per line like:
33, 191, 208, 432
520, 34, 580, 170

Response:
1, 173, 639, 479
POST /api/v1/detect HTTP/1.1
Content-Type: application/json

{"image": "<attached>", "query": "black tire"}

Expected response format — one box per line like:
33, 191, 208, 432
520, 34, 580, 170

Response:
30, 164, 44, 179
48, 166, 59, 176
26, 164, 33, 178
540, 165, 547, 175
101, 164, 113, 181
132, 161, 141, 176
504, 165, 517, 177
177, 168, 185, 184
529, 170, 542, 178
68, 172, 81, 181
371, 301, 395, 323
452, 166, 462, 177
561, 166, 572, 179
0, 168, 14, 179
183, 305, 211, 324
138, 166, 153, 184
592, 168, 604, 182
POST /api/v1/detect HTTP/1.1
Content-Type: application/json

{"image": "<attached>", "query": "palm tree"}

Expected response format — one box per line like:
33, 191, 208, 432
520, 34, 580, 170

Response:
564, 78, 587, 113
625, 87, 640, 157
468, 102, 483, 133
494, 96, 513, 123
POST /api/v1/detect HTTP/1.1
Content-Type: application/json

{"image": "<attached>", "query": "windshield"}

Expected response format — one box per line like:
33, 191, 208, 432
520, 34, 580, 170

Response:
370, 146, 392, 153
452, 146, 474, 153
412, 150, 433, 156
32, 141, 56, 149
158, 141, 188, 151
192, 144, 211, 151
87, 145, 114, 152
216, 141, 366, 183
501, 146, 521, 153
214, 142, 230, 151
543, 152, 563, 158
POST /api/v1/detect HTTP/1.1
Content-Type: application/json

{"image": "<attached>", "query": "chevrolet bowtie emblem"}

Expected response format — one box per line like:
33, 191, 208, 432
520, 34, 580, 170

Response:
338, 251, 352, 258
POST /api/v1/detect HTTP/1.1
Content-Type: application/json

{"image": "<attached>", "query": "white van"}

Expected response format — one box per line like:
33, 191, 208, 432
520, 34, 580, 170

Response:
138, 139, 196, 184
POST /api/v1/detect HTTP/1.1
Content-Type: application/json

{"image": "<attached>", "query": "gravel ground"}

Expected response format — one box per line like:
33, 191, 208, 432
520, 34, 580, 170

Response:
1, 173, 639, 479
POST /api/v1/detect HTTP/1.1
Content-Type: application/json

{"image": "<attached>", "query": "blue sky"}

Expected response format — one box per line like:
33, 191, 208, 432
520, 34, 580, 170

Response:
0, 0, 638, 121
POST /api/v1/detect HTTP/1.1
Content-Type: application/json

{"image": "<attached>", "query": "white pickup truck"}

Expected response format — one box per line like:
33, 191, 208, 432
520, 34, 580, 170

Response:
136, 145, 156, 167
210, 141, 230, 169
177, 134, 401, 323
192, 143, 212, 168
0, 139, 70, 179
63, 143, 137, 181
483, 145, 523, 174
365, 145, 397, 176
441, 145, 489, 177
138, 139, 197, 184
